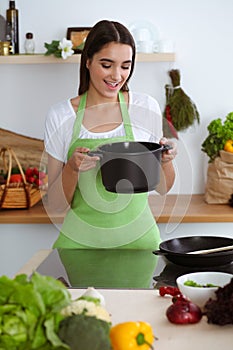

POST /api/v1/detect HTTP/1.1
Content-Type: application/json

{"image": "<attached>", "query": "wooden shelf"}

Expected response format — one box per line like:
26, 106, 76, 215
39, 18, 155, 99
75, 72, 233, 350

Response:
136, 52, 175, 62
0, 52, 175, 65
1, 194, 233, 224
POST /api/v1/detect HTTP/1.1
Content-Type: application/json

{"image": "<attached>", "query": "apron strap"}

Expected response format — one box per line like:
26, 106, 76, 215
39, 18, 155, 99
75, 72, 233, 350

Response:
70, 92, 87, 146
118, 91, 134, 140
79, 91, 88, 110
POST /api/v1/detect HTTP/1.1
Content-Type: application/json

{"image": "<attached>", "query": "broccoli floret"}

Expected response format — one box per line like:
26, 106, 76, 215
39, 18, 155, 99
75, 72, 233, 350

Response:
58, 314, 112, 350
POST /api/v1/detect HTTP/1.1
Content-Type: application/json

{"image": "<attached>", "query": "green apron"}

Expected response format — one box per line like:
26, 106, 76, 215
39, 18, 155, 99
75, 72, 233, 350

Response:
53, 91, 160, 288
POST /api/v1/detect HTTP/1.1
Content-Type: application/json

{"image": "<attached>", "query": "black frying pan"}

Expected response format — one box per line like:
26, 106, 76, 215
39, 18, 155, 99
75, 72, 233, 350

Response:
153, 236, 233, 267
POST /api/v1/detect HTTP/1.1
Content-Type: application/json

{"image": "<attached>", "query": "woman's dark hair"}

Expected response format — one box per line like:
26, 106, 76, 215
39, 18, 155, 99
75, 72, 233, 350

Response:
78, 20, 136, 95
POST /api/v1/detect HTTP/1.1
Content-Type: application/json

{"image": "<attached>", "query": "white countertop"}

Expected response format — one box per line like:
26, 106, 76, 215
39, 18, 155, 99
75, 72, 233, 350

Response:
69, 288, 233, 350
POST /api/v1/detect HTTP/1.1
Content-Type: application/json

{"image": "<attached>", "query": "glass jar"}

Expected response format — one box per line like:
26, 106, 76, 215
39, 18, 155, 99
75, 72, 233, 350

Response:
24, 32, 35, 54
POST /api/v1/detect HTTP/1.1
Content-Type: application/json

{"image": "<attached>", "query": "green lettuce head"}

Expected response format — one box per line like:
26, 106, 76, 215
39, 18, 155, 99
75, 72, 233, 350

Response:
0, 273, 71, 349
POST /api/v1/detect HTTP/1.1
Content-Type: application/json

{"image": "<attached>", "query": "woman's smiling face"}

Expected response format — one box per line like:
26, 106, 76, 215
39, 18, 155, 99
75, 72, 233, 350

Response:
86, 42, 133, 99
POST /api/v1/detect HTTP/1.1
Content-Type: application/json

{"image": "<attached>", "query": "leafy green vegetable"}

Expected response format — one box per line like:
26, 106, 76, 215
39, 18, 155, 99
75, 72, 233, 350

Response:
58, 314, 112, 350
10, 167, 22, 175
0, 272, 71, 350
184, 280, 219, 288
201, 112, 233, 162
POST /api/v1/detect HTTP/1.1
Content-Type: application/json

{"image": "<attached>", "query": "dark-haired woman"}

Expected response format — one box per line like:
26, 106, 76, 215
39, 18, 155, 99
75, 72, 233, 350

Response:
44, 20, 177, 287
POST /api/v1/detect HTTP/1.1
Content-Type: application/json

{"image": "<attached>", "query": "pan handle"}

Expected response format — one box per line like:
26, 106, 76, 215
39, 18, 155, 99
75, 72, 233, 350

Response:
153, 250, 168, 256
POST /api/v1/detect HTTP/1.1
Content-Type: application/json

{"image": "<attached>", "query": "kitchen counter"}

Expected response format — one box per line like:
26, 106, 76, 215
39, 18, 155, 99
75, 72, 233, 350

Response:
1, 194, 232, 224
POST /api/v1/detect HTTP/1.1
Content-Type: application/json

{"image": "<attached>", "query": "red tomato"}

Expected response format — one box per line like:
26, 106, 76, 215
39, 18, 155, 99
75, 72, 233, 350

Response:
159, 286, 181, 297
25, 167, 33, 177
27, 176, 36, 184
9, 174, 23, 183
32, 167, 39, 177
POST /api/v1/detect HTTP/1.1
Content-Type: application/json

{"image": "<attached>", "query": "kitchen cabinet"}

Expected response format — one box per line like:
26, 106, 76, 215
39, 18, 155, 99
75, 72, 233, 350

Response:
0, 52, 175, 64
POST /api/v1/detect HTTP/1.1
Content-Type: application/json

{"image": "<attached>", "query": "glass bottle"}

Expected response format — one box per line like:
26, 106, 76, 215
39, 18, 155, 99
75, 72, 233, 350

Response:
0, 12, 6, 41
24, 32, 35, 54
6, 0, 19, 54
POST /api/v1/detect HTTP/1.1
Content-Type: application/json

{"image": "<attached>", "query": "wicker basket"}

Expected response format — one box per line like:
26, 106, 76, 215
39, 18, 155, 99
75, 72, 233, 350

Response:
0, 147, 46, 209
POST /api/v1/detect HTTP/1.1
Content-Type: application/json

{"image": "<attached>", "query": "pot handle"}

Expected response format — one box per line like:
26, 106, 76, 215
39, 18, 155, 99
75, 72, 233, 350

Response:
153, 250, 168, 256
88, 151, 103, 159
161, 144, 173, 152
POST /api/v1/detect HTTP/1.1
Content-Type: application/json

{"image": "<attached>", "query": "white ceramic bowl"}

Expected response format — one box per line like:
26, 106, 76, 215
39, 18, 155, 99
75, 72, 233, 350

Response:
176, 271, 233, 309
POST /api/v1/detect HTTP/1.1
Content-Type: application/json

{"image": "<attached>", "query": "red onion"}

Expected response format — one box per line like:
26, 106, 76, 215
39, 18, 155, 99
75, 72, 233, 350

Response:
166, 300, 203, 324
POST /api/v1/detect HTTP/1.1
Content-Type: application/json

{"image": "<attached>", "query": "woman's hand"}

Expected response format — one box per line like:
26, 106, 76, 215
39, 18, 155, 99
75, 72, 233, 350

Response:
68, 147, 100, 172
155, 137, 177, 194
159, 137, 177, 164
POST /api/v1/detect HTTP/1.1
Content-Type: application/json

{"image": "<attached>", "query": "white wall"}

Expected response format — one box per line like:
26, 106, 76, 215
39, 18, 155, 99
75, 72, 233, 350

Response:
0, 224, 59, 278
1, 0, 233, 194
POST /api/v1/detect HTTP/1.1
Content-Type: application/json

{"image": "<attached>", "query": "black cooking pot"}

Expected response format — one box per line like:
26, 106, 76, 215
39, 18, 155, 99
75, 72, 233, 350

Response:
90, 141, 171, 193
153, 236, 233, 267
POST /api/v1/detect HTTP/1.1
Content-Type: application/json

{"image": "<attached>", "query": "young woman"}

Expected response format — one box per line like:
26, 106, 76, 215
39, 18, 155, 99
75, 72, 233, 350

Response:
44, 20, 177, 287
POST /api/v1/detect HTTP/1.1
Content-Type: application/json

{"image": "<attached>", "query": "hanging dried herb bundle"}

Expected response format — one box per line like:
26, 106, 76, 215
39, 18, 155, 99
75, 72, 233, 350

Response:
163, 84, 179, 139
163, 69, 200, 139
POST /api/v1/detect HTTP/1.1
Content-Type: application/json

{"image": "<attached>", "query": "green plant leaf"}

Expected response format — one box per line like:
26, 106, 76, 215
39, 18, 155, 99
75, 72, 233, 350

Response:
44, 40, 62, 58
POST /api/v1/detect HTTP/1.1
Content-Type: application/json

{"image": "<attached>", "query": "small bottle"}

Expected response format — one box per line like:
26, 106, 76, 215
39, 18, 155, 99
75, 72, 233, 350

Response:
6, 0, 19, 54
24, 32, 35, 54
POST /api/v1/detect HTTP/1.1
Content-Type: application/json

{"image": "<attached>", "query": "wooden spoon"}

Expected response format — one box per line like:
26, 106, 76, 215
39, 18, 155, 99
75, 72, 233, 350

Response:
187, 245, 233, 255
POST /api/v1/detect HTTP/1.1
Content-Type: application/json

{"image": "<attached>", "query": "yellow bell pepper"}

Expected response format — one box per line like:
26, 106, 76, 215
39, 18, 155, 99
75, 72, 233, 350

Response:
224, 139, 233, 153
110, 321, 155, 350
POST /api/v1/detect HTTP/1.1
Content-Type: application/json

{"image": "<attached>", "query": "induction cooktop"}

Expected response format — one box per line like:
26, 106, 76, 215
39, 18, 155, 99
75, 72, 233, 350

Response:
34, 249, 233, 289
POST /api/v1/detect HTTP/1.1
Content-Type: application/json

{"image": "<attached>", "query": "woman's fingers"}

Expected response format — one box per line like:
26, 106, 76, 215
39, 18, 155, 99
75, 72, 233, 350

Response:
160, 138, 178, 163
69, 147, 100, 172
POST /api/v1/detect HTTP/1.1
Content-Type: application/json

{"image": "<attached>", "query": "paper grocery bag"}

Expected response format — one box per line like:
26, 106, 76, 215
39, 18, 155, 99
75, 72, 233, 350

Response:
204, 151, 233, 204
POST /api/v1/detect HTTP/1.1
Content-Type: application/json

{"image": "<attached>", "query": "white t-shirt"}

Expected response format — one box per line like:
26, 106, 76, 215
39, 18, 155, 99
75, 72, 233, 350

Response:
44, 91, 163, 163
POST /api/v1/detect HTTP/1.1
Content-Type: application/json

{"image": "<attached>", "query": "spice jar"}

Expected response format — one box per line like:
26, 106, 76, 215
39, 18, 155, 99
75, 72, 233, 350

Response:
24, 32, 35, 54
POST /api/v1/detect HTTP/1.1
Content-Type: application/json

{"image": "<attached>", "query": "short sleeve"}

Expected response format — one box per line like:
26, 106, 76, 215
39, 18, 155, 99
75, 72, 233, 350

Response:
44, 101, 75, 162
